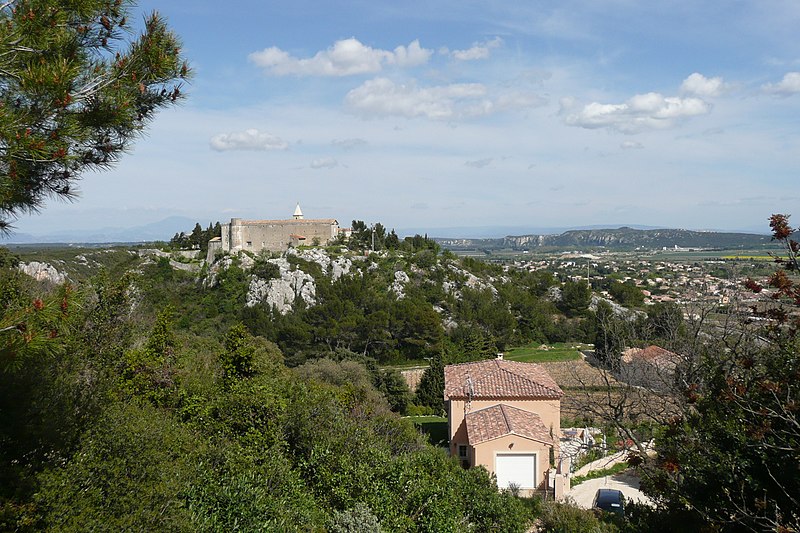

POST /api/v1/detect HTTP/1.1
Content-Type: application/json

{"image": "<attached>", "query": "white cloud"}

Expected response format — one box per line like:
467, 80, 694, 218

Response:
465, 158, 493, 168
620, 140, 644, 150
344, 77, 543, 120
762, 72, 800, 96
564, 92, 711, 133
332, 138, 368, 150
310, 157, 339, 169
209, 129, 289, 151
345, 77, 487, 119
390, 40, 432, 67
248, 38, 431, 76
450, 37, 503, 61
680, 73, 726, 97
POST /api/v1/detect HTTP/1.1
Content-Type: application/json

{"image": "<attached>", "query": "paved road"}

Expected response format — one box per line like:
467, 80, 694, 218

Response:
567, 472, 652, 509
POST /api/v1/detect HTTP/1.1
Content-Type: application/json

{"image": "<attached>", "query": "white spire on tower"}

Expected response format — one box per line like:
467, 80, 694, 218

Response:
293, 203, 304, 220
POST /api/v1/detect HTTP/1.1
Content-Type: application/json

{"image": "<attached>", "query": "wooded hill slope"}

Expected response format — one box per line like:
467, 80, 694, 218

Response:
1, 240, 586, 531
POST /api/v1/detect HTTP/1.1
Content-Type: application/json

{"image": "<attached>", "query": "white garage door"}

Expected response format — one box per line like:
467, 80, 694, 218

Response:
495, 453, 536, 489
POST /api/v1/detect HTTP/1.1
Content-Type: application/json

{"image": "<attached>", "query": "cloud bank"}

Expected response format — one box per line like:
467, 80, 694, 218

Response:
762, 72, 800, 96
249, 38, 431, 76
344, 78, 544, 120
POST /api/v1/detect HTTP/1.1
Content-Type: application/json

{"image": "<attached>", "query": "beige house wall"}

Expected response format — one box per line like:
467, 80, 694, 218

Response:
471, 435, 552, 491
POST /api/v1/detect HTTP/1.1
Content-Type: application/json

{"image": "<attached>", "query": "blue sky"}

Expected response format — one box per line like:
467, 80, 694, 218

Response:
8, 1, 800, 237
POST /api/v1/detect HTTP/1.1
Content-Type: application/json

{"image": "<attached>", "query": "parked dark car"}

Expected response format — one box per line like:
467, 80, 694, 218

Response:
592, 488, 625, 516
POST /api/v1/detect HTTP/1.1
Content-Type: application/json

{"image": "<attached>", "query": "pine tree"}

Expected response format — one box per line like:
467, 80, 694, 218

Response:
415, 351, 445, 413
0, 0, 190, 231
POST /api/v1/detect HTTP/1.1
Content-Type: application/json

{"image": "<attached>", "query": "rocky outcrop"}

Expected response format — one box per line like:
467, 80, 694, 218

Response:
246, 258, 316, 313
441, 228, 771, 252
331, 256, 354, 280
18, 262, 67, 284
445, 264, 497, 296
391, 270, 409, 298
288, 248, 354, 281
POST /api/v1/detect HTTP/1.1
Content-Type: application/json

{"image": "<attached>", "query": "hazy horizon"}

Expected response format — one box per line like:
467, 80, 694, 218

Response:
0, 215, 771, 245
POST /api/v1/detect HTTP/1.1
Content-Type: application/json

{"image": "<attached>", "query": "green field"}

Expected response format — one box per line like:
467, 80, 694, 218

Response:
407, 416, 448, 447
504, 342, 588, 363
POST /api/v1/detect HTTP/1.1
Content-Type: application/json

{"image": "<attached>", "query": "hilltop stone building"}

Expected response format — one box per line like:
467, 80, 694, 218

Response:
207, 204, 340, 261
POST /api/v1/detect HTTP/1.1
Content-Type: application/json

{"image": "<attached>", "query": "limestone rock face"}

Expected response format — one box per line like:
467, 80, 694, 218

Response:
246, 257, 316, 313
18, 262, 67, 284
444, 263, 497, 297
330, 256, 353, 280
391, 270, 409, 299
290, 248, 330, 272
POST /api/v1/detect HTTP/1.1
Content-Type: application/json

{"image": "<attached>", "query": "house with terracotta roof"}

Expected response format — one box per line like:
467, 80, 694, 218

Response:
444, 357, 563, 494
620, 345, 681, 389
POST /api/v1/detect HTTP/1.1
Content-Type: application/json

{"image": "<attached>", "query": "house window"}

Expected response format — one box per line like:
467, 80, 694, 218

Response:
458, 445, 469, 469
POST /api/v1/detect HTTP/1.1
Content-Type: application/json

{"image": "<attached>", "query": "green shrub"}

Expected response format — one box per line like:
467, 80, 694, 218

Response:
328, 503, 383, 532
538, 500, 620, 532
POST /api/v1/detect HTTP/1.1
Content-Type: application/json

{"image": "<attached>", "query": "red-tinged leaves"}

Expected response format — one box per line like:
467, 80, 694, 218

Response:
744, 278, 762, 293
768, 270, 793, 292
770, 214, 794, 240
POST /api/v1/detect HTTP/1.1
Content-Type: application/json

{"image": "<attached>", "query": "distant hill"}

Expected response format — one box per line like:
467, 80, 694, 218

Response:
0, 216, 197, 244
437, 227, 773, 251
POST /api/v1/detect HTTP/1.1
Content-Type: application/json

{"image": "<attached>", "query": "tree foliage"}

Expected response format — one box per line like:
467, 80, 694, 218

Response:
559, 280, 592, 317
0, 247, 539, 531
171, 221, 221, 252
636, 214, 800, 531
0, 0, 190, 231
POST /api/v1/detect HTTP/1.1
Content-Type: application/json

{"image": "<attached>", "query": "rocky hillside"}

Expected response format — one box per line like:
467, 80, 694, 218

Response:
439, 227, 771, 251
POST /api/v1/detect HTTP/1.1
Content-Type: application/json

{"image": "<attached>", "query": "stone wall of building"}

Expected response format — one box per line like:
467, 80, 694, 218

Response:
206, 238, 223, 263
219, 217, 339, 255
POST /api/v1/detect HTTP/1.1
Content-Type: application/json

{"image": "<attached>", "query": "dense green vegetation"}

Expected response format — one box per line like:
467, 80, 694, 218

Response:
0, 244, 542, 531
170, 222, 221, 254
1, 214, 797, 531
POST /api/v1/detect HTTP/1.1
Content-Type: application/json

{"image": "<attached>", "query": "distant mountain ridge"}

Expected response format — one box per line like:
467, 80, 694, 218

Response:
1, 216, 197, 244
438, 227, 772, 251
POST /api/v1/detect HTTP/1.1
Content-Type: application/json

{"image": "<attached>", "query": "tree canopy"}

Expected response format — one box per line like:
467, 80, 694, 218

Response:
0, 0, 190, 231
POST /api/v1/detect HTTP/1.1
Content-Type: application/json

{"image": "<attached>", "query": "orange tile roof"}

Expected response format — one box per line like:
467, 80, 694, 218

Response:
444, 359, 563, 400
466, 404, 553, 445
621, 345, 680, 367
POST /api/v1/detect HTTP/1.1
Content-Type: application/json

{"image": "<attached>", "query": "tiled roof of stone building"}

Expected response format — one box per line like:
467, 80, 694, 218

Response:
444, 359, 563, 400
465, 404, 553, 445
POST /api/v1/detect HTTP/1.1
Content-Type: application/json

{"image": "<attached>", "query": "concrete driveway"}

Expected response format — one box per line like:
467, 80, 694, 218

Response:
567, 471, 652, 509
